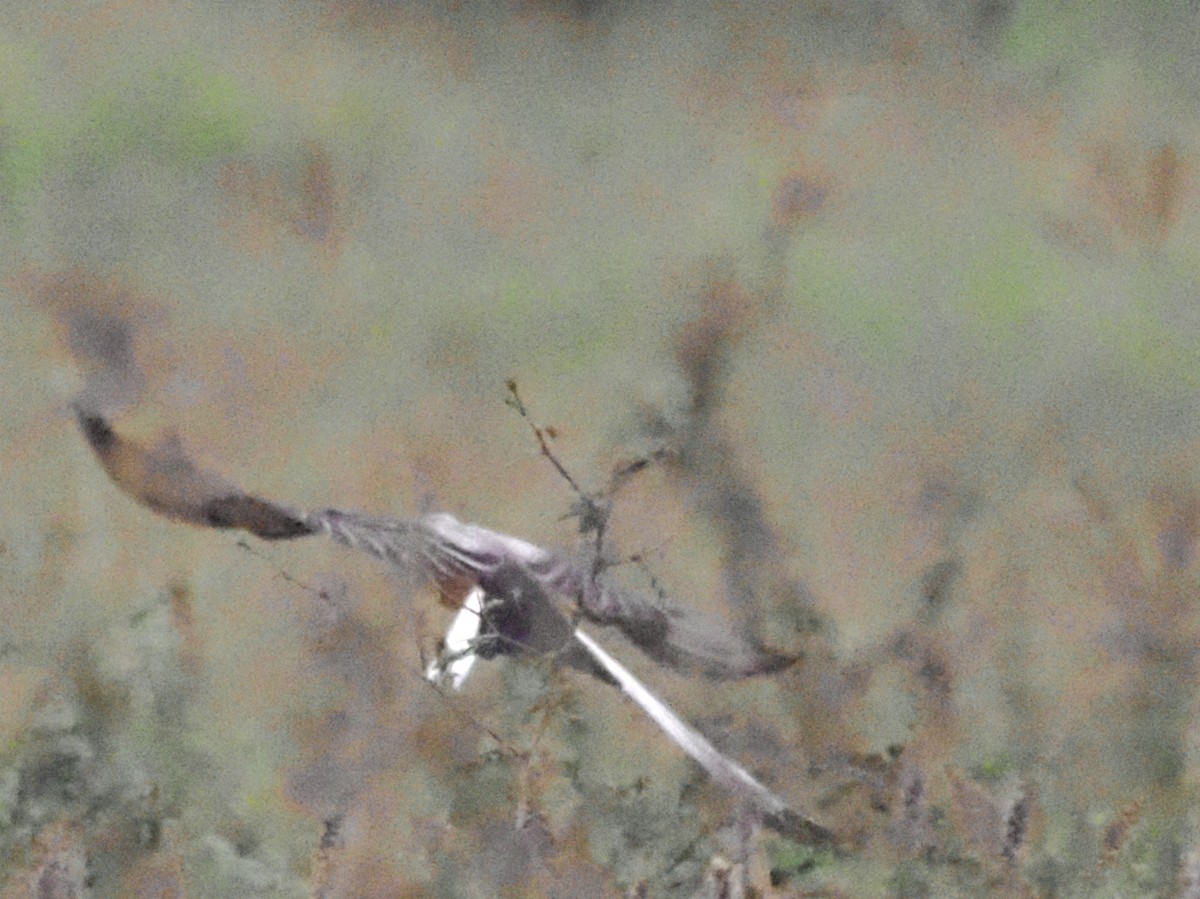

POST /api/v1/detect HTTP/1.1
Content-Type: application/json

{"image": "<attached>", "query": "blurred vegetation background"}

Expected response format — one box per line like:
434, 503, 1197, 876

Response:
2, 1, 1200, 896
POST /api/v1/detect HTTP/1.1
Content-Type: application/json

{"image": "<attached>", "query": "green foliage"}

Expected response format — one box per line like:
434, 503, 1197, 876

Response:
791, 232, 912, 365
1101, 292, 1200, 389
79, 55, 257, 170
973, 752, 1015, 782
0, 39, 50, 221
959, 228, 1064, 336
1002, 1, 1109, 69
766, 836, 836, 883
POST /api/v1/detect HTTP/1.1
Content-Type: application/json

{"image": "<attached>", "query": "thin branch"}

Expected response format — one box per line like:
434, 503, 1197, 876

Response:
235, 537, 330, 600
505, 378, 589, 501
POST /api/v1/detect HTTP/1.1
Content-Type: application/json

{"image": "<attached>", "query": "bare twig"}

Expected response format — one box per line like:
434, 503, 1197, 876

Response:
506, 378, 612, 575
235, 537, 330, 600
505, 379, 589, 503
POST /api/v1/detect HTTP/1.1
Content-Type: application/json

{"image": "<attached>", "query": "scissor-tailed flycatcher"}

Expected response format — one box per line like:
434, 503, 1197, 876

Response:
72, 404, 832, 845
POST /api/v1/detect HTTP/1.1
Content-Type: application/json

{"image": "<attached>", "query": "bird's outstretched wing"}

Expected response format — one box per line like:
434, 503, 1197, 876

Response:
74, 410, 796, 678
311, 507, 796, 679
73, 408, 829, 843
74, 405, 315, 539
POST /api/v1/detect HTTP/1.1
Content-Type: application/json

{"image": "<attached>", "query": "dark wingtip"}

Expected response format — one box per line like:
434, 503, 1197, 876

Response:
73, 407, 117, 453
201, 495, 316, 540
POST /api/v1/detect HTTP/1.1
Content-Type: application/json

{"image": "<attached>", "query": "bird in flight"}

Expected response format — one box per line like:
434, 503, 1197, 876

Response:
72, 404, 831, 845
45, 272, 830, 845
73, 404, 796, 681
